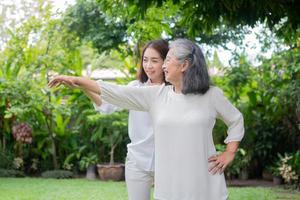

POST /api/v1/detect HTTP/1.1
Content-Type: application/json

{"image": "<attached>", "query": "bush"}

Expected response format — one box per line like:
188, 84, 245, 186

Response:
0, 150, 14, 169
41, 170, 74, 179
278, 151, 300, 185
0, 169, 25, 177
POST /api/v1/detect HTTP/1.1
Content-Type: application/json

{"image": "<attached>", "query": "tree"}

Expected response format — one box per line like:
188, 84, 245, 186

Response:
0, 0, 87, 170
63, 0, 127, 53
126, 0, 300, 44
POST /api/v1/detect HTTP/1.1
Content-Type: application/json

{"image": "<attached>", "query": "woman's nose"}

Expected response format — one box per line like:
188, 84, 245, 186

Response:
145, 61, 153, 69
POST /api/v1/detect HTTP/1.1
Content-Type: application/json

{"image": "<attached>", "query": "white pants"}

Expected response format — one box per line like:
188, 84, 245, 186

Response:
125, 158, 154, 200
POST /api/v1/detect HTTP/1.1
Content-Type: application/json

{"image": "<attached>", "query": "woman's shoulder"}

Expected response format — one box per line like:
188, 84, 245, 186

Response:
127, 80, 143, 87
208, 86, 224, 95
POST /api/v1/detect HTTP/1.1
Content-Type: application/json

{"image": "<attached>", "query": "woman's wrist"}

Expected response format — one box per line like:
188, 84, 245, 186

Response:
225, 149, 236, 155
225, 141, 239, 154
73, 76, 80, 86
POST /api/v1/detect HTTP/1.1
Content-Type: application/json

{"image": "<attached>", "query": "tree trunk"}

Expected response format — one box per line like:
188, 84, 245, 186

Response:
109, 145, 116, 165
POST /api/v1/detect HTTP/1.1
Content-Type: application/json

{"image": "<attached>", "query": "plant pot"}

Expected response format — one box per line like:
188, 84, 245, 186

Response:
273, 176, 282, 185
97, 163, 125, 181
86, 164, 97, 180
262, 170, 273, 181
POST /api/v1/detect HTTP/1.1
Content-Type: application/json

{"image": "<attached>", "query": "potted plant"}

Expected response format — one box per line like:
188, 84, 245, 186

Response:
271, 166, 282, 185
79, 154, 99, 180
267, 154, 283, 185
88, 111, 128, 181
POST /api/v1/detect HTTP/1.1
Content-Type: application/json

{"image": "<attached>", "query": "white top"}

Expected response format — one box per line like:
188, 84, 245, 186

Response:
97, 80, 244, 200
94, 80, 155, 172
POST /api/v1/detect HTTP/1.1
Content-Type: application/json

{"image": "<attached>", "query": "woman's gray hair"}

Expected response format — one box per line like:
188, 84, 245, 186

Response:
169, 38, 210, 94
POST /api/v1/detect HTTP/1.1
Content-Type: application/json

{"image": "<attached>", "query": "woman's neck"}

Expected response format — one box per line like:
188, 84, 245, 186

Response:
172, 80, 182, 93
148, 78, 163, 85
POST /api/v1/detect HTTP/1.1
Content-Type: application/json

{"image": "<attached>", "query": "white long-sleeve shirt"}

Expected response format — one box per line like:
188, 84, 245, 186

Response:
93, 80, 155, 172
96, 80, 244, 200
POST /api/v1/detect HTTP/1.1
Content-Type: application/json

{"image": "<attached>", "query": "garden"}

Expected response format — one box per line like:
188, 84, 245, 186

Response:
0, 0, 299, 199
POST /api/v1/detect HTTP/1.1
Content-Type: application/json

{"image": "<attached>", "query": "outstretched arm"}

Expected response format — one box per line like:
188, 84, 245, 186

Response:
48, 75, 100, 95
49, 75, 156, 112
48, 75, 102, 106
84, 90, 102, 106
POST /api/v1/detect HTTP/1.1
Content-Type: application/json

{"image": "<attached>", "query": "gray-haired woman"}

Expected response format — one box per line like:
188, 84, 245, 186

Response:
49, 38, 244, 200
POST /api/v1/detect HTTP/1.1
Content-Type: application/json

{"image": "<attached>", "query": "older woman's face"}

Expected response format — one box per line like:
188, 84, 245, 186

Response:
162, 49, 184, 83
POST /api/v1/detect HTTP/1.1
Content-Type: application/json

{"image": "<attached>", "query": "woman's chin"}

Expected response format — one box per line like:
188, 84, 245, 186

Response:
165, 77, 172, 83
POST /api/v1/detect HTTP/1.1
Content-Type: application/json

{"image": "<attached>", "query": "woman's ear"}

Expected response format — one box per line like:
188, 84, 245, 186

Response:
181, 59, 189, 72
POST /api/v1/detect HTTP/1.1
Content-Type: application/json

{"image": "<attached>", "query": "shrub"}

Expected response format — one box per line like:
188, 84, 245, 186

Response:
278, 152, 300, 185
41, 170, 74, 179
0, 150, 14, 169
0, 169, 25, 177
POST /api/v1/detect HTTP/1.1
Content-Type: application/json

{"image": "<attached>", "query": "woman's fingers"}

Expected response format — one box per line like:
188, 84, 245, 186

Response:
208, 155, 218, 162
209, 160, 225, 175
208, 154, 228, 175
219, 164, 227, 174
48, 76, 73, 88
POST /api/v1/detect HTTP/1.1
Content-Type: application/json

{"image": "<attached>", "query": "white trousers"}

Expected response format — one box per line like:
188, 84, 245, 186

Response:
125, 158, 154, 200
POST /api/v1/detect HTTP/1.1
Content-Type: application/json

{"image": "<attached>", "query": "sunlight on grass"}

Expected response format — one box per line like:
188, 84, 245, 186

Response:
1, 178, 299, 200
0, 178, 127, 200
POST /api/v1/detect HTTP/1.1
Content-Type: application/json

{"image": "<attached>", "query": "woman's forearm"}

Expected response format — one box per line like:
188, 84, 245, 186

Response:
84, 89, 102, 106
74, 77, 101, 95
225, 141, 239, 153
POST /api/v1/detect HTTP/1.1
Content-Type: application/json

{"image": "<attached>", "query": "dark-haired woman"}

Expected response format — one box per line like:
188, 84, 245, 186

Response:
49, 38, 244, 200
91, 39, 168, 200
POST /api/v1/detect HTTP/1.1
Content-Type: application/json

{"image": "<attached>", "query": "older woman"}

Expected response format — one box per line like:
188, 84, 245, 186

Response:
49, 38, 244, 200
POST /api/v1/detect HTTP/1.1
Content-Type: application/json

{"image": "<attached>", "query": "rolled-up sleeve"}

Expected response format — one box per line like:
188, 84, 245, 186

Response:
97, 80, 156, 112
93, 101, 121, 114
211, 87, 245, 143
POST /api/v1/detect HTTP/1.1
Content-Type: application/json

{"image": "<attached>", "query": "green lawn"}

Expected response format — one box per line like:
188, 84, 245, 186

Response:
0, 178, 299, 200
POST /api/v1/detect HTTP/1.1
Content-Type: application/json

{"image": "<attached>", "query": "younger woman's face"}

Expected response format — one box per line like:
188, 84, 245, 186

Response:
142, 47, 164, 83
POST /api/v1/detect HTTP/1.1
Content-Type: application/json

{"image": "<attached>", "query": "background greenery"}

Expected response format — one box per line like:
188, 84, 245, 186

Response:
0, 0, 299, 187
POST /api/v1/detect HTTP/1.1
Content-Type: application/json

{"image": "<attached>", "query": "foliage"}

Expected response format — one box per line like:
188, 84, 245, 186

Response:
277, 151, 300, 185
63, 0, 127, 53
41, 170, 74, 179
65, 0, 248, 51
267, 155, 282, 177
0, 0, 88, 172
79, 154, 99, 170
0, 169, 25, 177
87, 110, 128, 165
213, 47, 300, 177
126, 0, 300, 45
0, 0, 53, 48
0, 149, 14, 169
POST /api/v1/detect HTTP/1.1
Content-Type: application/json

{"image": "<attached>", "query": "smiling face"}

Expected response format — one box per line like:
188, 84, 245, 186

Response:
162, 49, 186, 84
142, 47, 165, 84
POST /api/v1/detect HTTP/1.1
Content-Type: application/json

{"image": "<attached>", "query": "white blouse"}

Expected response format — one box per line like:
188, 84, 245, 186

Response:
93, 80, 155, 172
97, 80, 244, 200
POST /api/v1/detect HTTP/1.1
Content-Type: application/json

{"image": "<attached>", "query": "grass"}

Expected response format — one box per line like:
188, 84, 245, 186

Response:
0, 178, 299, 200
